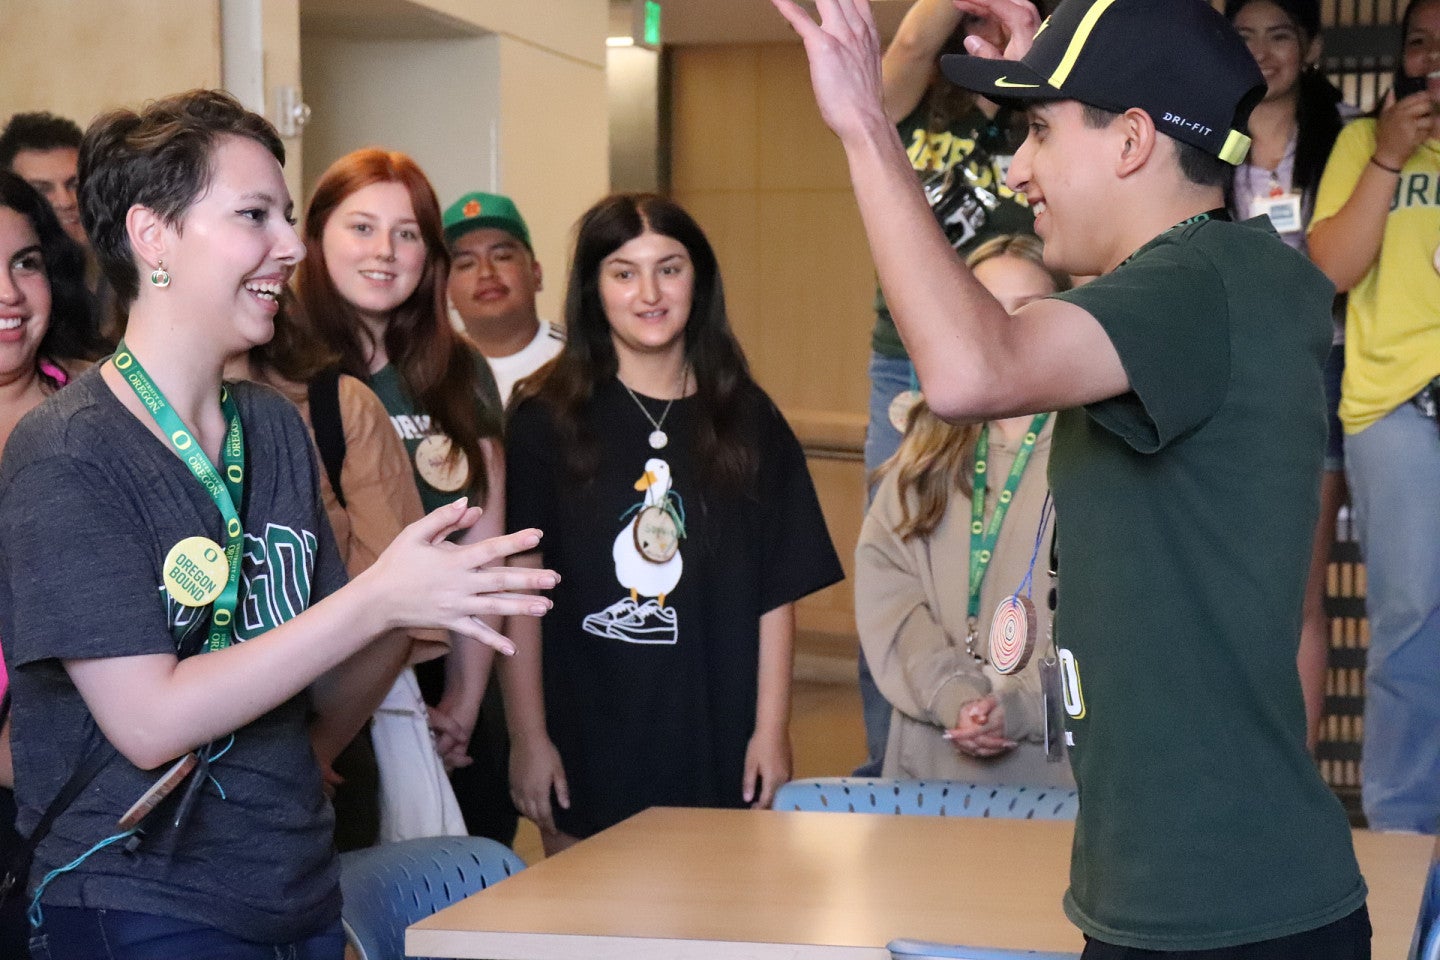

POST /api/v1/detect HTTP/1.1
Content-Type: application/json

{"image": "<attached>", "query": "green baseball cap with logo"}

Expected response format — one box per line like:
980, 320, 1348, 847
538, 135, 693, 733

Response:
443, 191, 532, 250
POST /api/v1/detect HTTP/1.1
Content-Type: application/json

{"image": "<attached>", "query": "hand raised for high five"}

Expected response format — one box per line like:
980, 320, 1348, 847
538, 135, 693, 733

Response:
951, 0, 1044, 60
770, 0, 887, 142
772, 0, 1045, 142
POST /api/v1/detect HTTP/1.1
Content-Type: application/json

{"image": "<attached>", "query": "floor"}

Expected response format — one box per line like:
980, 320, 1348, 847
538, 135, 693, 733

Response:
511, 676, 868, 864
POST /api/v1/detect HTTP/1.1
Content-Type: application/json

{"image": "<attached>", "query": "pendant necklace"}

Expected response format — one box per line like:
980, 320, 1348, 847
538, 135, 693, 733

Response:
621, 368, 688, 450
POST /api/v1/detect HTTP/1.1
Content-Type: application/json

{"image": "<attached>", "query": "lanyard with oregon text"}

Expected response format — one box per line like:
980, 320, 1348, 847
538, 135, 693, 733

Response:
113, 341, 245, 653
966, 413, 1050, 661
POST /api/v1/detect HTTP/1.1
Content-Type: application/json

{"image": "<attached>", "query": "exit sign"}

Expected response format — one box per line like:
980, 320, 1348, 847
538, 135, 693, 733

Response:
630, 0, 662, 49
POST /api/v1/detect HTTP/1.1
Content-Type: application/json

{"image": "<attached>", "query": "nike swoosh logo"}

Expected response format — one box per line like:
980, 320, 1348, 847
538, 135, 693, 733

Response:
994, 77, 1041, 89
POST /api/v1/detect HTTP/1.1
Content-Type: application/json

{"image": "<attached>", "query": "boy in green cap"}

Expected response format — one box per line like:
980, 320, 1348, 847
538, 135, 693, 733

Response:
774, 0, 1367, 955
443, 191, 564, 404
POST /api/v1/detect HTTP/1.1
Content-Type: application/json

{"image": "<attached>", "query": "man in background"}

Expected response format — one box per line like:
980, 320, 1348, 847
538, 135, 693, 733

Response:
444, 191, 563, 404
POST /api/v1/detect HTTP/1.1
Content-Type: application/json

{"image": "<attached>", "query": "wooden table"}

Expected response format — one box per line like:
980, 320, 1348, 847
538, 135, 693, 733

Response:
407, 807, 1434, 960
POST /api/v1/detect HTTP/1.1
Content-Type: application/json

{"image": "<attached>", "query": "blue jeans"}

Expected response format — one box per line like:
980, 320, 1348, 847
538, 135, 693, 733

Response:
856, 351, 915, 775
28, 907, 345, 960
1345, 401, 1440, 833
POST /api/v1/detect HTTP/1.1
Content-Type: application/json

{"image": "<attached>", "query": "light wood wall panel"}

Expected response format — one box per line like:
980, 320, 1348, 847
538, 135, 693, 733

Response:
0, 0, 222, 127
671, 43, 878, 650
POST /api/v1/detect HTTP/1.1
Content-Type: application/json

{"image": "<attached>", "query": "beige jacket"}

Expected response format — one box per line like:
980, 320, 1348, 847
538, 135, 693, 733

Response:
856, 420, 1074, 788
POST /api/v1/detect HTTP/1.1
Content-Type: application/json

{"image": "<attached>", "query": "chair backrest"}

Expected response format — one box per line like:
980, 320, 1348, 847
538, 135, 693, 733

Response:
773, 778, 1078, 820
339, 835, 526, 960
889, 938, 1080, 960
1416, 857, 1440, 960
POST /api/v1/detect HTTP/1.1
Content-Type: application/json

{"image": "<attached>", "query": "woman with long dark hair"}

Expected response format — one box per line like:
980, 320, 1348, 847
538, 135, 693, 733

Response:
296, 149, 515, 843
0, 169, 101, 959
1308, 0, 1440, 833
0, 90, 551, 957
503, 194, 842, 854
1224, 0, 1345, 752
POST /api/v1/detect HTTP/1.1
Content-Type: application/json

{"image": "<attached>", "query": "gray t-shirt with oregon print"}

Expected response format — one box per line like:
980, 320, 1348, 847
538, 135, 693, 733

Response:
0, 369, 347, 943
1047, 216, 1365, 950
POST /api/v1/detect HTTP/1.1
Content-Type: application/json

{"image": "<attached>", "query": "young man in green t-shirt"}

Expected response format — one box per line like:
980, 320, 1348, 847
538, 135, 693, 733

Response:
774, 0, 1368, 955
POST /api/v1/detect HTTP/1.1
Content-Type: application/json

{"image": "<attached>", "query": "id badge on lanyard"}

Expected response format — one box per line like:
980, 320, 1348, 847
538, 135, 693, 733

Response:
1252, 193, 1302, 236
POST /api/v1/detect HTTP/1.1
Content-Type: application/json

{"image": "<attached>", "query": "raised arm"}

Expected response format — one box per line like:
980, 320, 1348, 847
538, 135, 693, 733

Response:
1309, 92, 1434, 292
882, 0, 962, 124
773, 0, 1127, 421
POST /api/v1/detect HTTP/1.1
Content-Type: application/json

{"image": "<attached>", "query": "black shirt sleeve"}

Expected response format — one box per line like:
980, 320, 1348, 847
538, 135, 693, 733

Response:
753, 398, 845, 613
505, 397, 560, 539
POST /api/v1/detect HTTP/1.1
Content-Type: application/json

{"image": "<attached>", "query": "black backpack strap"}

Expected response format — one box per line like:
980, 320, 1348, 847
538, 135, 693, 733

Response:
0, 740, 109, 905
308, 367, 348, 509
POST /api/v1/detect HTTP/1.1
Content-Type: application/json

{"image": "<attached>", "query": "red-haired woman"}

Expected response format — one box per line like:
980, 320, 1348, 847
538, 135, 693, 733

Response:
296, 149, 515, 842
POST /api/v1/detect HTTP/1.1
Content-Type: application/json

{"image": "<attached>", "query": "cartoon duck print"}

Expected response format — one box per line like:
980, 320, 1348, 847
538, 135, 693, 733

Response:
582, 458, 684, 645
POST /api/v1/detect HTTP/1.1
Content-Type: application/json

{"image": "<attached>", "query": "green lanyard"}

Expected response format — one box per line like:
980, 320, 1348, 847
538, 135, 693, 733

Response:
113, 341, 245, 653
967, 413, 1050, 655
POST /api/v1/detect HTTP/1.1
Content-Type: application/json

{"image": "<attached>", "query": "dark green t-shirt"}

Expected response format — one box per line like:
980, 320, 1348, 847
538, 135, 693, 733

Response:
365, 351, 503, 514
872, 103, 1035, 358
1047, 217, 1365, 950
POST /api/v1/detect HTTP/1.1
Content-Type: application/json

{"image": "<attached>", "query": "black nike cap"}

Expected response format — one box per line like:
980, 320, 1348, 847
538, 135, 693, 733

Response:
940, 0, 1265, 165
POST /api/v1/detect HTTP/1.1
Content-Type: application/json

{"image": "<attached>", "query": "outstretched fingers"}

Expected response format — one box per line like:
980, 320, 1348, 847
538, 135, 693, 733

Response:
458, 527, 546, 568
952, 0, 1042, 60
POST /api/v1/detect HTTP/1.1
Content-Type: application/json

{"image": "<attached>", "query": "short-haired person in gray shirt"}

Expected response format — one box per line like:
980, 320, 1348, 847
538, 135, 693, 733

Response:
776, 0, 1368, 956
0, 90, 557, 959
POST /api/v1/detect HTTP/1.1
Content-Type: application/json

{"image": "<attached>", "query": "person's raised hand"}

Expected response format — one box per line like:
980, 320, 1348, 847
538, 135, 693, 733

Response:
1374, 87, 1435, 171
951, 0, 1043, 60
771, 0, 887, 143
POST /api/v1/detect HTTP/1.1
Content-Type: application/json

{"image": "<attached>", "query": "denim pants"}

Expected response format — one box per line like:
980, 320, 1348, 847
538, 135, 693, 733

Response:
29, 907, 345, 960
856, 351, 915, 775
1345, 401, 1440, 833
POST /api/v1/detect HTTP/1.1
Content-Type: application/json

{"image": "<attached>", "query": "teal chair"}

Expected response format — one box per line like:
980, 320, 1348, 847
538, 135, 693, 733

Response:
773, 778, 1078, 820
338, 835, 525, 960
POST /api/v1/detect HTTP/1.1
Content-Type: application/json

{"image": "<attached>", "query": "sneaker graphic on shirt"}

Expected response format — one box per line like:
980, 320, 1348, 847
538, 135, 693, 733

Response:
582, 597, 679, 645
582, 597, 640, 640
606, 599, 678, 645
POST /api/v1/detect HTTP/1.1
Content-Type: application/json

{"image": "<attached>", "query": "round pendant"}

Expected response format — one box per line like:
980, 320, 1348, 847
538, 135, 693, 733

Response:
415, 435, 469, 493
163, 536, 229, 607
648, 429, 668, 450
632, 505, 681, 563
988, 594, 1037, 675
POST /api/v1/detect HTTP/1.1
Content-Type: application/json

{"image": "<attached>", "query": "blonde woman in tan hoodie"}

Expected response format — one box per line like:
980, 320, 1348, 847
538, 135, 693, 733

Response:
856, 234, 1073, 788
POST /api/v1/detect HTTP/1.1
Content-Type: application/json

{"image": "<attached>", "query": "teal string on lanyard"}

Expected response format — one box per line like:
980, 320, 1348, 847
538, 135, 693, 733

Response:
113, 341, 245, 653
966, 413, 1050, 662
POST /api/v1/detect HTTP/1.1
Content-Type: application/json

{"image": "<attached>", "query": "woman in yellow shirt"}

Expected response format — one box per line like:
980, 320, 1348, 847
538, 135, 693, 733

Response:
1309, 0, 1440, 833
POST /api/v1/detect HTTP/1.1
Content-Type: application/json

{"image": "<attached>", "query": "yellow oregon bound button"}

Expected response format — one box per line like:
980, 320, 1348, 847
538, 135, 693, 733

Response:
162, 535, 229, 607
